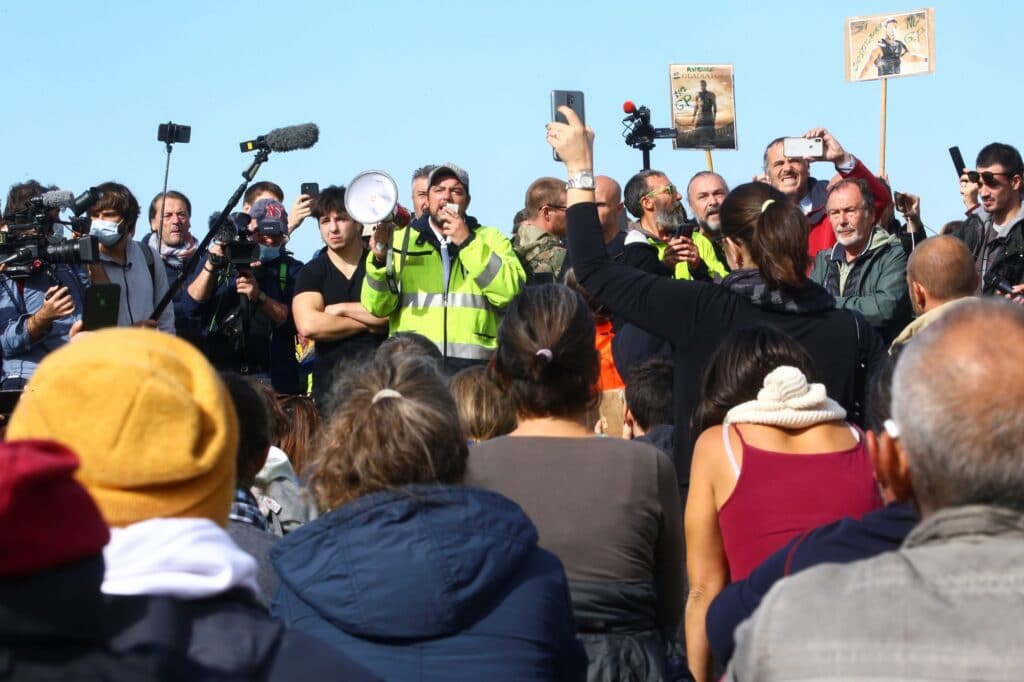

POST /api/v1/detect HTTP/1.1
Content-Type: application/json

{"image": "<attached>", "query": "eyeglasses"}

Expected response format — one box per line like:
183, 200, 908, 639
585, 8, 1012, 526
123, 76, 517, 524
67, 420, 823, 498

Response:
967, 170, 1016, 188
643, 184, 677, 199
544, 204, 567, 211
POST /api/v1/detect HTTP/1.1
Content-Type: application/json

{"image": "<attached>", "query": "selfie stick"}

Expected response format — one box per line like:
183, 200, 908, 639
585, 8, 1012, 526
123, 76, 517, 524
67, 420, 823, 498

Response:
154, 122, 192, 256
149, 123, 319, 321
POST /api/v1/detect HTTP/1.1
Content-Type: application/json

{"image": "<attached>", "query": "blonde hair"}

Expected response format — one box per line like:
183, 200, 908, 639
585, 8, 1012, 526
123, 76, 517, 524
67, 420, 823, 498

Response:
308, 356, 467, 510
448, 365, 517, 441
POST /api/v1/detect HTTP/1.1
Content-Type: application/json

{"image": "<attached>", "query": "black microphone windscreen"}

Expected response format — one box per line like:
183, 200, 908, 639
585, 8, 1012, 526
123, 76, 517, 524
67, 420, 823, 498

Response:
40, 190, 74, 209
264, 123, 319, 152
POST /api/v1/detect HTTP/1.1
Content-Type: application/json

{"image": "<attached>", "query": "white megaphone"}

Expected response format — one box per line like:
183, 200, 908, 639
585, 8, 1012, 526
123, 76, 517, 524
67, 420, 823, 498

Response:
344, 170, 411, 227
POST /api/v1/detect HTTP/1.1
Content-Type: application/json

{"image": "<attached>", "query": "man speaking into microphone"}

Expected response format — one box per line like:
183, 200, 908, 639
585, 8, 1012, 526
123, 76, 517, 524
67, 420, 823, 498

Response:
361, 163, 525, 374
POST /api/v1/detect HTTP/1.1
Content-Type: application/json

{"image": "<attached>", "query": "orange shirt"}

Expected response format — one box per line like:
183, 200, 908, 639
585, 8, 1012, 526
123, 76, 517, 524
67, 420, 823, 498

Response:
596, 319, 624, 390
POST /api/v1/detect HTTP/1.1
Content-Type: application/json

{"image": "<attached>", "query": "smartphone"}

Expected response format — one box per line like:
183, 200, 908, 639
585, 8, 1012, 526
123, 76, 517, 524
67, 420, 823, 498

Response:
782, 137, 823, 159
551, 90, 585, 161
157, 122, 191, 144
949, 146, 967, 179
82, 283, 121, 331
676, 220, 697, 240
300, 182, 319, 198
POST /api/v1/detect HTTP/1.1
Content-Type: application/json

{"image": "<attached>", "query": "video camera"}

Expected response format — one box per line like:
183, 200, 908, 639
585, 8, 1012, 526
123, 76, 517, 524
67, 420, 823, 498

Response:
210, 208, 287, 267
0, 188, 101, 279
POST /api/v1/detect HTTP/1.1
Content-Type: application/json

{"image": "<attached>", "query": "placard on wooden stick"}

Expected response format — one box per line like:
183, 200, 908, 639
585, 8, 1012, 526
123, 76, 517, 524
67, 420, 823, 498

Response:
669, 64, 737, 152
845, 9, 935, 82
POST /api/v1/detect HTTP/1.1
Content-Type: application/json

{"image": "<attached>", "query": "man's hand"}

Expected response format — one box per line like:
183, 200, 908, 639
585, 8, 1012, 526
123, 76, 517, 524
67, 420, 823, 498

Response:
369, 222, 393, 265
438, 207, 470, 245
662, 235, 701, 270
37, 286, 75, 324
960, 171, 980, 211
896, 191, 921, 220
804, 127, 853, 166
236, 270, 261, 303
546, 105, 595, 174
133, 319, 158, 329
289, 194, 313, 233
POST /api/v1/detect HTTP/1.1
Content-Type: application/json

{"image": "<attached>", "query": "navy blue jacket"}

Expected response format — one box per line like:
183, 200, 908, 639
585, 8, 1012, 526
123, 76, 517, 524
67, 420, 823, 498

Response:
707, 501, 918, 665
271, 484, 588, 681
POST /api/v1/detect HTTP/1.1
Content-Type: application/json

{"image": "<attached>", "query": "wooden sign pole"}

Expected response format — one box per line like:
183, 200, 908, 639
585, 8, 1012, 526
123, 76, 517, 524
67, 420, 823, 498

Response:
705, 149, 714, 172
879, 77, 888, 176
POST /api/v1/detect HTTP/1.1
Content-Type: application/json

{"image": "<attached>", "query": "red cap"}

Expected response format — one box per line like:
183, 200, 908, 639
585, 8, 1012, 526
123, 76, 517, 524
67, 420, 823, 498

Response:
0, 440, 109, 578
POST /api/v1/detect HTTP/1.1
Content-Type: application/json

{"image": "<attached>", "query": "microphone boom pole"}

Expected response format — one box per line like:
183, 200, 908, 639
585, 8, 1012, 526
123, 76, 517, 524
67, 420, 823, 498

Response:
150, 123, 318, 322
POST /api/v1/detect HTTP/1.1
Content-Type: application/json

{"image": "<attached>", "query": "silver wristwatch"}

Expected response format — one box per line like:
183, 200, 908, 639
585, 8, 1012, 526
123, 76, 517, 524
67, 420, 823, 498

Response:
566, 170, 596, 190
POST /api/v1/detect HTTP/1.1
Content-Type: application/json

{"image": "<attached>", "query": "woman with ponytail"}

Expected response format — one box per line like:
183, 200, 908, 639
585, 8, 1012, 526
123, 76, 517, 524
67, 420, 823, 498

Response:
465, 283, 686, 682
546, 108, 884, 496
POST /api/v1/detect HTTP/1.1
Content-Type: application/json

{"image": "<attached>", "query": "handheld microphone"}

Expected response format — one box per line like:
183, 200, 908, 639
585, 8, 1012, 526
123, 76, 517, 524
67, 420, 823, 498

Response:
38, 190, 74, 209
984, 270, 1020, 297
240, 123, 319, 153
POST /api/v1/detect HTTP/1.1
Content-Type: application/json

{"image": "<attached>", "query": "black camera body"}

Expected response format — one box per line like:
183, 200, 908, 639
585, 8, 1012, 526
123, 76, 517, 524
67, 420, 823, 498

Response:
0, 233, 99, 279
211, 211, 286, 267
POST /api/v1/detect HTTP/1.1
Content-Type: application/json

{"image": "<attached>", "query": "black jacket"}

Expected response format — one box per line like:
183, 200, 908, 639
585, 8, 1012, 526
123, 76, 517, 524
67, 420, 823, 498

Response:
104, 588, 379, 681
567, 203, 884, 491
955, 206, 1024, 292
0, 556, 218, 681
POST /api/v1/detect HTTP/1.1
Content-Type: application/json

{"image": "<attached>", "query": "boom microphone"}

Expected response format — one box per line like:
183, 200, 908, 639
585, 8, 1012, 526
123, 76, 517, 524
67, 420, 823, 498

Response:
240, 123, 319, 153
38, 190, 74, 209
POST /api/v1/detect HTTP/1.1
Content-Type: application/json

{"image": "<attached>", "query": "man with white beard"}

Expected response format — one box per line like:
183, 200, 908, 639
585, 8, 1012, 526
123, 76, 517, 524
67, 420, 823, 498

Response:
687, 171, 730, 277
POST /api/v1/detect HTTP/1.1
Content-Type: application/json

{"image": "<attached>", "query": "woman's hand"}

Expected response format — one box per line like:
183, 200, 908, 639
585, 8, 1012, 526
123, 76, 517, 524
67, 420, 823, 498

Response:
546, 106, 595, 174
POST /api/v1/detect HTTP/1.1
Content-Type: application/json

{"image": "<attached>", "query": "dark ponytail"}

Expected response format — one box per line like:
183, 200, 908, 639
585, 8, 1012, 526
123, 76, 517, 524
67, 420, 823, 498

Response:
719, 183, 809, 290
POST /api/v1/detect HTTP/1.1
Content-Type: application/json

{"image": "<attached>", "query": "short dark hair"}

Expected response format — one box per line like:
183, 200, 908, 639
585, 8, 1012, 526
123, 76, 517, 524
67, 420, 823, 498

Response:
495, 284, 599, 419
624, 170, 666, 219
244, 181, 284, 206
976, 142, 1024, 176
90, 182, 140, 233
624, 358, 675, 431
148, 190, 192, 222
4, 179, 56, 219
376, 332, 443, 373
310, 185, 348, 220
219, 372, 273, 490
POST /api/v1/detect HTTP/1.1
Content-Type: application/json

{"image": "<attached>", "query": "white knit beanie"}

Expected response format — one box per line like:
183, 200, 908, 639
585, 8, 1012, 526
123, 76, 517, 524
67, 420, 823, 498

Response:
724, 365, 846, 428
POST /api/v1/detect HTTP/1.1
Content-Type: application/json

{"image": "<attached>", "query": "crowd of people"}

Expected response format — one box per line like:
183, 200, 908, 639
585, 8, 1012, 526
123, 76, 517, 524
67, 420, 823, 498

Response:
1, 106, 1024, 680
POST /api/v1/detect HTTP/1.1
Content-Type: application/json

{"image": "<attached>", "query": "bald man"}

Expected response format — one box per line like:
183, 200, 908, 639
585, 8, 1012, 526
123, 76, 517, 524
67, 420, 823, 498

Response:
595, 175, 626, 261
890, 235, 978, 351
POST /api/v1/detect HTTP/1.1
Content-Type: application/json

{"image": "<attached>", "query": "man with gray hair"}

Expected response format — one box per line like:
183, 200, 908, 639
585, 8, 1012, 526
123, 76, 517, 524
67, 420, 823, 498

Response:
727, 298, 1024, 681
410, 165, 437, 220
686, 170, 730, 274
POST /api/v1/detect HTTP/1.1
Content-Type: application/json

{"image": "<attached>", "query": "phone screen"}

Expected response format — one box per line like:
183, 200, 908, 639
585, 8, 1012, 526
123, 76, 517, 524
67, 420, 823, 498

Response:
82, 283, 121, 331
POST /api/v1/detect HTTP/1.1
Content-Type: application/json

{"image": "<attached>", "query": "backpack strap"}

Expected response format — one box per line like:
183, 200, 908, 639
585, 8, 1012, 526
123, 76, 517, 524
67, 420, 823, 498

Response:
140, 241, 157, 287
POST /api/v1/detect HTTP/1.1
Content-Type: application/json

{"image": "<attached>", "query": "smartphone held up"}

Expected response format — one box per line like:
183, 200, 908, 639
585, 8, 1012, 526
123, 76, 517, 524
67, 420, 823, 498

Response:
551, 90, 585, 161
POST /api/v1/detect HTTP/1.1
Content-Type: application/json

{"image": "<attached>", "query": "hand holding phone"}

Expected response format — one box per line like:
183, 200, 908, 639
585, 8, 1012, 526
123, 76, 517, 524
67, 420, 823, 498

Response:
300, 182, 319, 198
551, 90, 585, 161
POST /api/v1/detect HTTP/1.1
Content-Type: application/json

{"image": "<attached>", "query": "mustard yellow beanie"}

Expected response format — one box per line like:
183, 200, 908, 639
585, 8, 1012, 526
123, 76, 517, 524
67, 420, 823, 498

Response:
7, 328, 238, 528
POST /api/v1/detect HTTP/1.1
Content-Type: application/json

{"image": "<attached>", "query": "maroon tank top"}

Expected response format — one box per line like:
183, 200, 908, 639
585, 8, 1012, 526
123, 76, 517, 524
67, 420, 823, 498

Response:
717, 424, 881, 581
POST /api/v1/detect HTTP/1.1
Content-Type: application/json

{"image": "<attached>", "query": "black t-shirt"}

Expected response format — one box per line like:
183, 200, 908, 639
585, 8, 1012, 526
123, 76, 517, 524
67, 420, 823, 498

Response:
294, 249, 384, 399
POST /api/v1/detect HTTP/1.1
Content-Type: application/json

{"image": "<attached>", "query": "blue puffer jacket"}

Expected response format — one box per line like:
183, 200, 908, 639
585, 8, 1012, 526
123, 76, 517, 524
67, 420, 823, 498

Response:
271, 484, 588, 681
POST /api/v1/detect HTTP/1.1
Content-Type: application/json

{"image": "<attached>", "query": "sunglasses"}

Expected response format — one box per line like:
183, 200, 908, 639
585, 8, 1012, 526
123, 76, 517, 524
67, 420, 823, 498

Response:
967, 170, 1017, 188
643, 184, 677, 199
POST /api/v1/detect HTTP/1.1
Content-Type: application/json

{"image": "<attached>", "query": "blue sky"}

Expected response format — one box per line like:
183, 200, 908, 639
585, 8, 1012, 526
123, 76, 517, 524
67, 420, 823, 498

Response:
0, 1, 1011, 260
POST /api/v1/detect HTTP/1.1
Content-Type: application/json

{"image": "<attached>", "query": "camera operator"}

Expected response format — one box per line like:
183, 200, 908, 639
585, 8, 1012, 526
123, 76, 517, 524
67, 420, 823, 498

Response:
185, 198, 303, 394
88, 182, 175, 333
0, 181, 88, 387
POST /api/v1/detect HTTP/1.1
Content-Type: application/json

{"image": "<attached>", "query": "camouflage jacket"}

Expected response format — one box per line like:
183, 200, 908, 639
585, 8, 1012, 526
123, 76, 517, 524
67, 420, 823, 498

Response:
512, 222, 567, 284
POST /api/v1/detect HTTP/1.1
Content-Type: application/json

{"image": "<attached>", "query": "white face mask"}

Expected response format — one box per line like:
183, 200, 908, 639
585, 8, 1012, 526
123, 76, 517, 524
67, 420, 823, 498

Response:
90, 219, 124, 246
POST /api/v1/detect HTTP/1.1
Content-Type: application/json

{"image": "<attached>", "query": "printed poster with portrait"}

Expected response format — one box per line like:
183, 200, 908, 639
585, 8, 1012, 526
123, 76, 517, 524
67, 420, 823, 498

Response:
669, 64, 737, 150
846, 9, 935, 82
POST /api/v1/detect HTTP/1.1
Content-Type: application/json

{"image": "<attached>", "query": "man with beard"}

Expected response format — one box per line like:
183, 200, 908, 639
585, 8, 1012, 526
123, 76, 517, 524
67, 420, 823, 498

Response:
687, 171, 730, 277
361, 163, 525, 374
410, 165, 436, 220
622, 170, 725, 280
143, 191, 203, 345
762, 128, 891, 259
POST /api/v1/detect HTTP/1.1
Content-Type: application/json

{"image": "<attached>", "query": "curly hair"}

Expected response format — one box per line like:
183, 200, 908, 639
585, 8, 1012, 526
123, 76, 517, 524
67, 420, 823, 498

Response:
307, 355, 467, 510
